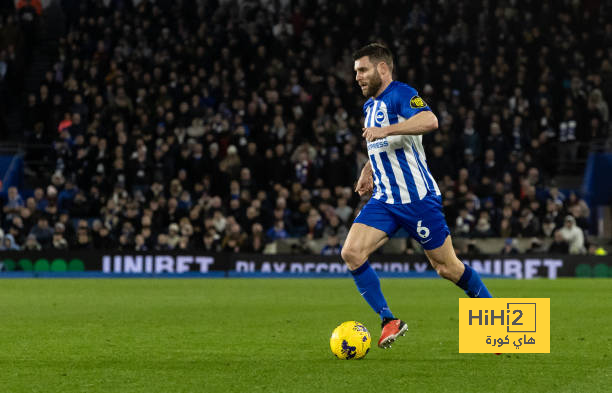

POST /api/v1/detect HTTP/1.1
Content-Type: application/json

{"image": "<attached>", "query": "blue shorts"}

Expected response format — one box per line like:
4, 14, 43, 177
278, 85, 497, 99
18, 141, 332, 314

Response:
353, 196, 450, 250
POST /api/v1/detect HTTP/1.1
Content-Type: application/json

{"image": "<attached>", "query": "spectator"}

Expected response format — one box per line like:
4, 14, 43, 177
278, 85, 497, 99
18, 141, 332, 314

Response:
167, 223, 181, 249
463, 239, 482, 255
220, 145, 242, 180
548, 230, 570, 254
559, 215, 586, 255
22, 233, 41, 250
134, 234, 148, 251
558, 109, 578, 172
428, 145, 454, 179
177, 236, 190, 250
321, 233, 342, 255
335, 197, 353, 224
32, 187, 47, 211
267, 220, 289, 241
222, 222, 245, 252
198, 231, 220, 252
29, 216, 53, 248
8, 216, 25, 245
525, 238, 546, 254
517, 209, 539, 238
155, 234, 170, 251
73, 220, 92, 249
1, 233, 20, 250
322, 214, 348, 241
16, 0, 42, 15
58, 178, 78, 213
587, 89, 609, 124
243, 223, 266, 253
0, 0, 607, 255
500, 238, 519, 255
2, 186, 24, 223
52, 231, 68, 250
305, 210, 324, 239
473, 211, 494, 238
541, 218, 556, 238
93, 225, 114, 249
455, 208, 474, 236
588, 245, 608, 256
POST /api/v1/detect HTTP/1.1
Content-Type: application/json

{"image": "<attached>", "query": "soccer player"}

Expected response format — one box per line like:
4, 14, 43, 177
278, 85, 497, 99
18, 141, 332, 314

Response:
343, 43, 493, 349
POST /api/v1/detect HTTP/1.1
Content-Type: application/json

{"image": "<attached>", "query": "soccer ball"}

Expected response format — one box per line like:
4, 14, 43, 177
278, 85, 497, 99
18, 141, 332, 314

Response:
330, 321, 371, 359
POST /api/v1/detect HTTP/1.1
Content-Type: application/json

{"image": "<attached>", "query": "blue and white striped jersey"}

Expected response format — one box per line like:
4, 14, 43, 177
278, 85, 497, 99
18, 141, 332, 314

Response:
363, 81, 441, 204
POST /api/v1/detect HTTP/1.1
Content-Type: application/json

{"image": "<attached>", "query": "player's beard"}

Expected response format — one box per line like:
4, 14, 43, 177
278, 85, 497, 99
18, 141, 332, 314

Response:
363, 70, 383, 97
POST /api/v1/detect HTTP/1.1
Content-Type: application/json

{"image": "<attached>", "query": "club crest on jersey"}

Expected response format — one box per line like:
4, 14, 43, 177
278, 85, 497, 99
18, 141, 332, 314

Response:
374, 109, 388, 125
410, 96, 427, 108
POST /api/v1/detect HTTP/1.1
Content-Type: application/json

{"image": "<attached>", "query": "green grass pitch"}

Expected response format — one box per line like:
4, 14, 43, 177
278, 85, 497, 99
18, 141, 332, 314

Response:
0, 278, 610, 392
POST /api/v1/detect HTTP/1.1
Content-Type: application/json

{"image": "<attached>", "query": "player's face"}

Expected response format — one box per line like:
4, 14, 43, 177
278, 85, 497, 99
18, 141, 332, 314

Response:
354, 57, 382, 97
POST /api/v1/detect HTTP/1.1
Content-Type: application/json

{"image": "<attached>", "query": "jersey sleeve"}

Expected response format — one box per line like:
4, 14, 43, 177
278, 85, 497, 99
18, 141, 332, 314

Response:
393, 84, 431, 119
362, 98, 373, 117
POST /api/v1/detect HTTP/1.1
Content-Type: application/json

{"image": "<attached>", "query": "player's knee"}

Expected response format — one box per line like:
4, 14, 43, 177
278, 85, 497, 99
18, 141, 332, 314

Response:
340, 246, 357, 264
434, 263, 453, 280
340, 246, 365, 269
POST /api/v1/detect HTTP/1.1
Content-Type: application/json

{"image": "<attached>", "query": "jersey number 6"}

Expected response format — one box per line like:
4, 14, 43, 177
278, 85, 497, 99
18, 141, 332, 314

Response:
416, 220, 430, 238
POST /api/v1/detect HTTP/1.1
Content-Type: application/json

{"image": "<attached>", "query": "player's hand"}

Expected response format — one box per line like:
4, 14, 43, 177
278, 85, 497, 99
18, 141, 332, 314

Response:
354, 173, 373, 196
362, 127, 388, 142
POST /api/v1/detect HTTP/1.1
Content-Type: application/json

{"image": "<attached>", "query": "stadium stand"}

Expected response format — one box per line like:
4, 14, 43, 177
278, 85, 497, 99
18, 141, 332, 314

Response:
0, 0, 610, 255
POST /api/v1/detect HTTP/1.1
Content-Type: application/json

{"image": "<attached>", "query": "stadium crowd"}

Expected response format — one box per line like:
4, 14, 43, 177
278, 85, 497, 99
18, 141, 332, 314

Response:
1, 0, 611, 255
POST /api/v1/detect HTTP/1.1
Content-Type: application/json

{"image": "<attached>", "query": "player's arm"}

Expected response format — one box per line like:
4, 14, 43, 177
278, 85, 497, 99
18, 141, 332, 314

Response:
355, 161, 373, 196
362, 111, 438, 141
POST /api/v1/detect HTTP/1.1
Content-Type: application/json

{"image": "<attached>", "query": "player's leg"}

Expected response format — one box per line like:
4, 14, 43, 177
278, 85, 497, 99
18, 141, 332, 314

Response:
424, 235, 492, 298
343, 199, 407, 348
341, 223, 388, 270
423, 235, 464, 281
342, 222, 394, 320
343, 198, 399, 320
398, 195, 493, 298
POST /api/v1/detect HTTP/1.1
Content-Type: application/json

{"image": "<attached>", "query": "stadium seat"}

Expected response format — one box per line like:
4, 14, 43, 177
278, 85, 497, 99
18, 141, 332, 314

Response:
575, 264, 591, 277
18, 259, 33, 271
593, 264, 609, 278
50, 259, 67, 272
3, 258, 16, 271
33, 259, 50, 272
67, 259, 85, 272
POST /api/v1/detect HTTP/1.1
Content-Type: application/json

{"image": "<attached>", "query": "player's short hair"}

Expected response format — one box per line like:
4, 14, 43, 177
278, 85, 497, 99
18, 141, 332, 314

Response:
352, 43, 394, 71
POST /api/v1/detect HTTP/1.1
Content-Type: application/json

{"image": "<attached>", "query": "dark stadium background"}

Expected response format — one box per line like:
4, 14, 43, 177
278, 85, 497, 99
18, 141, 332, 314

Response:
0, 2, 611, 393
0, 0, 610, 274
